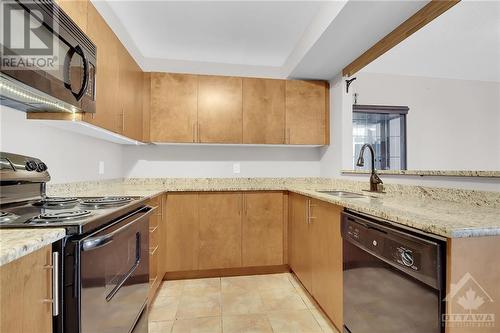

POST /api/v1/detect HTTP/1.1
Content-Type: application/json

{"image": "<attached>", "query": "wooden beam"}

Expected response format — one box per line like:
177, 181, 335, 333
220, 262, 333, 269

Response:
342, 0, 460, 77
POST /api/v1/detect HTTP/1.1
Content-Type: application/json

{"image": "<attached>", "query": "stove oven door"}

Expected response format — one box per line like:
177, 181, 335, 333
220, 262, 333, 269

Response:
79, 206, 153, 333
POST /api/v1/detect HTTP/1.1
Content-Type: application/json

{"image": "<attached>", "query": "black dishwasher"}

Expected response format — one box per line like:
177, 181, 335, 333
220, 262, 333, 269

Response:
341, 211, 445, 333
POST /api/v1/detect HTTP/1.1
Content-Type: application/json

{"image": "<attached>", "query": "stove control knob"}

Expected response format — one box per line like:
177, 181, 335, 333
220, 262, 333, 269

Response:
401, 250, 414, 267
25, 160, 38, 171
36, 162, 47, 172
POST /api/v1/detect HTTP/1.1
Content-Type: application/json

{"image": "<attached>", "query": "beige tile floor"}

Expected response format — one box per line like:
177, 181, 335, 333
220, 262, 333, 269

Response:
148, 273, 340, 333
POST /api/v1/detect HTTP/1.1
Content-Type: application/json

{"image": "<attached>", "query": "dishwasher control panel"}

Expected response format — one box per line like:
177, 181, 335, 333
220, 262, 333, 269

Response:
341, 211, 444, 290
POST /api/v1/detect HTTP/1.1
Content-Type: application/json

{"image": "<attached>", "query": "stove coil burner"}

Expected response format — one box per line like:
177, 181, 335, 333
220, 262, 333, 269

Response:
30, 210, 92, 223
37, 197, 80, 207
80, 197, 132, 208
0, 211, 18, 224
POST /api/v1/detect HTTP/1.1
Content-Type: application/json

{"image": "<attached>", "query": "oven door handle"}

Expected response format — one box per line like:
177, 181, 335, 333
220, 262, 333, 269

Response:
106, 232, 141, 302
81, 206, 154, 251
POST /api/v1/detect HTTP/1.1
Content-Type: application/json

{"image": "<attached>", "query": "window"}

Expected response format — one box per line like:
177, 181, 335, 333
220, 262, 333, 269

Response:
352, 105, 408, 170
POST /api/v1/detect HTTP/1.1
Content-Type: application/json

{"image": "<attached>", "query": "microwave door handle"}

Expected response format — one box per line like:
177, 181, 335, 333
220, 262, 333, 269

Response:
81, 206, 155, 251
76, 47, 89, 101
63, 45, 89, 101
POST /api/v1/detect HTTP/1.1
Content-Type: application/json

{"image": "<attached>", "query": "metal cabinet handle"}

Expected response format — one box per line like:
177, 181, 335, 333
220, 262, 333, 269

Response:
307, 199, 316, 224
44, 252, 59, 316
149, 245, 159, 255
192, 123, 196, 142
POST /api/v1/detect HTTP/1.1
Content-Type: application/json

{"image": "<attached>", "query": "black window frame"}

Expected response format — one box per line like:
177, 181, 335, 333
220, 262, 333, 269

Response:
352, 104, 408, 170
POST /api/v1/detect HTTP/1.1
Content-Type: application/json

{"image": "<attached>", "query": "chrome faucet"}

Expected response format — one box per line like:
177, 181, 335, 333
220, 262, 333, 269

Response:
356, 144, 384, 193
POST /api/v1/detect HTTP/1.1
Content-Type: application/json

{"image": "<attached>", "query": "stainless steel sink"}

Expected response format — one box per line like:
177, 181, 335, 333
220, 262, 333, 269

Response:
317, 190, 367, 198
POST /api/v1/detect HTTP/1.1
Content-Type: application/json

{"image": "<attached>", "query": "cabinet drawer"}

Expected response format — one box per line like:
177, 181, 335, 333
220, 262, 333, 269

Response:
149, 224, 159, 248
149, 245, 159, 283
149, 213, 160, 229
149, 195, 163, 217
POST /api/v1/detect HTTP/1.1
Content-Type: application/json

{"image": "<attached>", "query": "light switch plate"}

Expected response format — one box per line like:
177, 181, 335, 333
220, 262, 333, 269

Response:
98, 161, 105, 175
233, 162, 241, 174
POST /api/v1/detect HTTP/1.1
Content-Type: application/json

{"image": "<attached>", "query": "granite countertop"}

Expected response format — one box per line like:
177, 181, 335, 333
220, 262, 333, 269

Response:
342, 169, 500, 178
0, 228, 65, 266
46, 178, 500, 239
289, 188, 500, 238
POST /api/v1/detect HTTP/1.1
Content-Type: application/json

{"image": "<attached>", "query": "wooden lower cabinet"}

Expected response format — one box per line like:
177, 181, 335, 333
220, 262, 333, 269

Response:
164, 192, 285, 273
242, 192, 284, 266
310, 199, 343, 329
165, 193, 200, 272
0, 245, 53, 333
198, 193, 243, 269
289, 193, 343, 330
289, 193, 312, 291
148, 194, 166, 304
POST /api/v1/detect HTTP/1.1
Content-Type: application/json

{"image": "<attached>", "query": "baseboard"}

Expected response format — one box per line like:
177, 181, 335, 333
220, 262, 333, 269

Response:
164, 264, 290, 280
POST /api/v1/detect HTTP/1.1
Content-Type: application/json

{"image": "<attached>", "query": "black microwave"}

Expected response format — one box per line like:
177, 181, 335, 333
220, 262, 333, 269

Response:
0, 0, 96, 113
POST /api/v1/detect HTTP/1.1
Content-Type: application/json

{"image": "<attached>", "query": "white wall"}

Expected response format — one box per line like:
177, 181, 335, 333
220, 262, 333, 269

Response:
319, 74, 500, 192
123, 144, 321, 178
352, 72, 500, 170
0, 106, 123, 183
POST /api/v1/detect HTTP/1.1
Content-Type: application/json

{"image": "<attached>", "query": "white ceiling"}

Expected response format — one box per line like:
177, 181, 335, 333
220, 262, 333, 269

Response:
362, 1, 500, 82
107, 1, 323, 67
92, 0, 439, 79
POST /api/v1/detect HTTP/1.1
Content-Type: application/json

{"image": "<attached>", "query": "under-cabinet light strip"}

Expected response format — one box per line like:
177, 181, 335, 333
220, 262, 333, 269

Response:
0, 76, 78, 113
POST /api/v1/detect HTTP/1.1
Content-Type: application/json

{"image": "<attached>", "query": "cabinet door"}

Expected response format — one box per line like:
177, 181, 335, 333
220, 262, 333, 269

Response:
198, 75, 242, 143
119, 51, 143, 141
289, 193, 312, 291
242, 192, 284, 266
310, 200, 343, 329
243, 78, 285, 144
0, 246, 52, 333
150, 73, 198, 143
198, 193, 242, 269
83, 3, 120, 133
55, 0, 88, 32
285, 80, 328, 145
165, 193, 199, 272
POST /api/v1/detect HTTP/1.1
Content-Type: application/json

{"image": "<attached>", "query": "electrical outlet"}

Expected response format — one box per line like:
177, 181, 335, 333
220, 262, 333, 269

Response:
98, 161, 105, 175
233, 162, 241, 174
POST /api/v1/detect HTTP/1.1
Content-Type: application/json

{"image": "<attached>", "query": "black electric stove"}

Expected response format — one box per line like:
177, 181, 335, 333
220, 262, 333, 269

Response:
0, 152, 151, 333
0, 195, 148, 235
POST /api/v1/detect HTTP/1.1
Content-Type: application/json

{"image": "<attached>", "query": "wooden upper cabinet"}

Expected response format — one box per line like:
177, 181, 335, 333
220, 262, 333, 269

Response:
198, 75, 243, 143
55, 0, 88, 32
118, 50, 143, 141
242, 192, 284, 267
165, 193, 200, 272
150, 73, 198, 143
83, 3, 120, 133
198, 193, 242, 269
242, 78, 285, 144
0, 246, 52, 333
285, 80, 329, 145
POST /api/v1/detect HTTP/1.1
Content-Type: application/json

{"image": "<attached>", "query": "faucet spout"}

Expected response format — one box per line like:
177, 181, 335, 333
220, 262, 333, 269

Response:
356, 144, 384, 192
